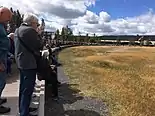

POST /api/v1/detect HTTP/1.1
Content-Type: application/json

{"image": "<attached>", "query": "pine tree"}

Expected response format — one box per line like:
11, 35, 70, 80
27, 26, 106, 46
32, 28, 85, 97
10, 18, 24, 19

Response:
55, 29, 60, 44
8, 8, 23, 33
66, 26, 73, 41
61, 27, 65, 44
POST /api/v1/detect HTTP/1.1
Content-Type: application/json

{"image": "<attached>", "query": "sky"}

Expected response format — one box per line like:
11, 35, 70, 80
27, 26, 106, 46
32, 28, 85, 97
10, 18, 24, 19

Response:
88, 0, 154, 18
1, 0, 155, 35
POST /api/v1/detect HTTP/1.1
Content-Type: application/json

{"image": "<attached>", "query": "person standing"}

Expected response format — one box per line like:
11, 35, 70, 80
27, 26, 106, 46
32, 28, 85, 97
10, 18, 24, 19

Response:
0, 7, 12, 114
14, 13, 41, 116
8, 33, 15, 55
6, 33, 15, 76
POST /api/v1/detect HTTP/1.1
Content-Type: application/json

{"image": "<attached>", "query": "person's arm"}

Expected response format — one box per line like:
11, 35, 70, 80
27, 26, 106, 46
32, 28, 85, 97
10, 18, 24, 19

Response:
0, 24, 7, 51
0, 25, 6, 70
0, 24, 8, 62
38, 34, 44, 50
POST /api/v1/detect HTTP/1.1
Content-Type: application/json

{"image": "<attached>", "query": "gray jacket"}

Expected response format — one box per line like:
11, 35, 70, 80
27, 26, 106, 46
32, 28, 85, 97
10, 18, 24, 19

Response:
14, 24, 42, 69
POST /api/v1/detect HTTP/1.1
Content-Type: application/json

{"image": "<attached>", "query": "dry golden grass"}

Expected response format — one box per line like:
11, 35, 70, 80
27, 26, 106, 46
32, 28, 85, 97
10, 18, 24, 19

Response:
59, 46, 155, 116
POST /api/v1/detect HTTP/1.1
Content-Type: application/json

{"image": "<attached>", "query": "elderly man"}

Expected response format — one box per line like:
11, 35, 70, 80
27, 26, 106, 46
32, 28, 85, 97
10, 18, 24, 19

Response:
14, 13, 41, 116
0, 7, 12, 114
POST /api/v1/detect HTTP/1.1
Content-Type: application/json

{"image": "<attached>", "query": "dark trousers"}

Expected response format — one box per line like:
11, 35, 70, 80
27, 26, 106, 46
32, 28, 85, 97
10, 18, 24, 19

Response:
46, 69, 58, 97
19, 69, 36, 116
7, 58, 12, 74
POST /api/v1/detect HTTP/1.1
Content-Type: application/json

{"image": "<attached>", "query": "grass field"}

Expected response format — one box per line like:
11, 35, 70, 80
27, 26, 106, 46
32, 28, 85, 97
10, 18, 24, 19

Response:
59, 46, 155, 116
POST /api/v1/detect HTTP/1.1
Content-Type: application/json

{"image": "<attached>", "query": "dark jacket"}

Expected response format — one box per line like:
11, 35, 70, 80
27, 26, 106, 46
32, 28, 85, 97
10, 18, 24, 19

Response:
9, 38, 15, 55
14, 24, 42, 69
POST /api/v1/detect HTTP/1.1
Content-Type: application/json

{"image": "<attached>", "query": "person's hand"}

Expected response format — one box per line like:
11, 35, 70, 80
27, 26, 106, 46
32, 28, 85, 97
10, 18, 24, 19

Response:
36, 26, 43, 35
10, 54, 14, 58
7, 33, 14, 40
0, 62, 5, 72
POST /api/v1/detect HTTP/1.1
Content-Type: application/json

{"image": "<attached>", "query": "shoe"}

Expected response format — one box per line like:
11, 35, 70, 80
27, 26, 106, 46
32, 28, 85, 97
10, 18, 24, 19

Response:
57, 63, 62, 66
0, 98, 7, 105
29, 112, 38, 116
16, 112, 38, 116
52, 97, 59, 101
7, 73, 11, 77
0, 106, 11, 114
57, 81, 61, 87
32, 94, 37, 98
17, 113, 38, 116
57, 81, 61, 85
51, 95, 59, 101
29, 107, 38, 112
29, 114, 38, 116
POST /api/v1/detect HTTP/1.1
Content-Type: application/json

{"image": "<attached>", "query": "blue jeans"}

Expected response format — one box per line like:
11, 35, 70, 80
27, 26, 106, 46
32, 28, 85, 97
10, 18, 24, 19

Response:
0, 69, 6, 98
19, 69, 36, 116
0, 51, 7, 98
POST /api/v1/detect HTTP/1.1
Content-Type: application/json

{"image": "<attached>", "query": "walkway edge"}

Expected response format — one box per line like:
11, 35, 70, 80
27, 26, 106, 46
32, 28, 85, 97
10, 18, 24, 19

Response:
38, 81, 45, 116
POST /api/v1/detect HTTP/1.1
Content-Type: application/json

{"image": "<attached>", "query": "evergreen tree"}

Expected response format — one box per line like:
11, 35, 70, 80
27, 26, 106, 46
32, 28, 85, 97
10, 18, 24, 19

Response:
86, 33, 89, 43
55, 29, 60, 43
8, 8, 23, 33
66, 26, 73, 41
61, 27, 65, 44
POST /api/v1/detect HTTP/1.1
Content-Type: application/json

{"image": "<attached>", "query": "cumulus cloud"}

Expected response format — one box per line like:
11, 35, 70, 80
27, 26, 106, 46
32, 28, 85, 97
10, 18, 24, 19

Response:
1, 0, 155, 35
34, 1, 86, 19
72, 9, 155, 35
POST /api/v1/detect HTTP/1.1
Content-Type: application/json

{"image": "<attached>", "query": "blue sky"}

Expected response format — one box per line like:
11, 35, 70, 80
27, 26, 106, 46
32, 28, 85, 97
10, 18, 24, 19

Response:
88, 0, 154, 19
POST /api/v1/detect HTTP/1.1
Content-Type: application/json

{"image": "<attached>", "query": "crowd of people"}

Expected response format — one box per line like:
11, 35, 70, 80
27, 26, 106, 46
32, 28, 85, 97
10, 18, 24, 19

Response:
0, 7, 61, 116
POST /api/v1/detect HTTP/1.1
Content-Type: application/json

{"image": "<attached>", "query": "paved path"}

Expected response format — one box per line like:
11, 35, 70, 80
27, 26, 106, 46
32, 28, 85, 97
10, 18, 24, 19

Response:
45, 66, 109, 116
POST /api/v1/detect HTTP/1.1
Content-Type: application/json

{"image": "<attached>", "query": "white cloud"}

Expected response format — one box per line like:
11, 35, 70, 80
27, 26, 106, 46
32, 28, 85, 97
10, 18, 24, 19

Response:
1, 0, 155, 35
99, 11, 111, 23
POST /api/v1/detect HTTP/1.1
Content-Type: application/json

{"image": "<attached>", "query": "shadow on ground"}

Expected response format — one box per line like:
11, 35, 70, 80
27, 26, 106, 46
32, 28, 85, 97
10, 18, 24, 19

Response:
1, 96, 18, 115
45, 83, 101, 116
65, 109, 101, 116
6, 63, 19, 84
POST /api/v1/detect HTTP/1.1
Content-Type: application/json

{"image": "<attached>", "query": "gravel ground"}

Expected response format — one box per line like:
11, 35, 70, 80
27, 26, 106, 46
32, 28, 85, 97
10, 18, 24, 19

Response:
45, 66, 109, 116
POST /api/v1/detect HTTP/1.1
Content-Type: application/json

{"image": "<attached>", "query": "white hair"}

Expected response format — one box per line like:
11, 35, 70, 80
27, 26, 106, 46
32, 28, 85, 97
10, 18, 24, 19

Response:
23, 13, 38, 25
